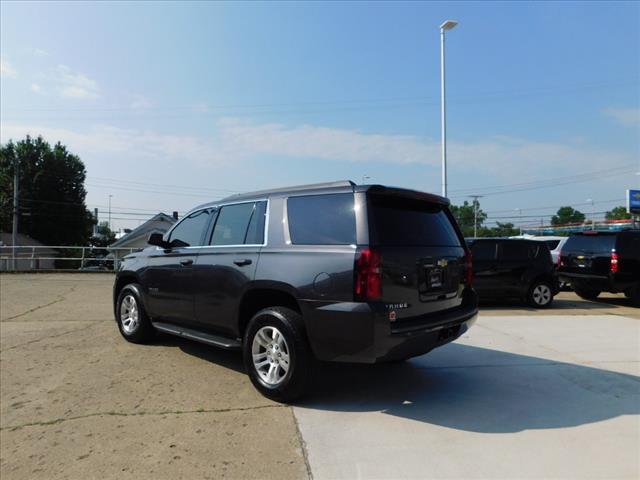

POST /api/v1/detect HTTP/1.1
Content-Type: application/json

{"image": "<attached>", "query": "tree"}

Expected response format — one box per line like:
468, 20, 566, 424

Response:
551, 206, 585, 226
605, 206, 631, 221
479, 222, 519, 237
450, 200, 487, 237
90, 221, 117, 247
0, 135, 94, 245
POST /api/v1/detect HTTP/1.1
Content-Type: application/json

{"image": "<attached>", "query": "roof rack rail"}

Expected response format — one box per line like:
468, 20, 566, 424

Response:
220, 180, 356, 201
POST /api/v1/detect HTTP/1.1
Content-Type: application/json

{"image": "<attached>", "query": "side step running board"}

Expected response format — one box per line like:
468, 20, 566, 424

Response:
152, 322, 241, 350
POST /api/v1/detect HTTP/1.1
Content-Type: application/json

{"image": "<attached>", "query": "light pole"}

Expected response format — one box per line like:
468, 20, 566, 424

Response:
586, 198, 594, 228
469, 195, 483, 238
440, 19, 458, 198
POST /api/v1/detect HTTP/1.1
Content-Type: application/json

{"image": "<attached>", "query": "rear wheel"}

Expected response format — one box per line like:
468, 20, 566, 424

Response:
526, 281, 554, 308
573, 287, 601, 301
626, 283, 640, 307
243, 307, 312, 403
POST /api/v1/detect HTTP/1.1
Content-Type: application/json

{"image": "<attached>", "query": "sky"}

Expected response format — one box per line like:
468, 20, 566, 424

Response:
1, 1, 639, 232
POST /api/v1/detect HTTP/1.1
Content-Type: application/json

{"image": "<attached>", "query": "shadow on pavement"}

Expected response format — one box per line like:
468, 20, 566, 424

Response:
301, 343, 640, 433
151, 332, 246, 374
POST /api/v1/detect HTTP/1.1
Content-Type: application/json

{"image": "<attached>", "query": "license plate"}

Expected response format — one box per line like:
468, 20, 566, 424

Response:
429, 268, 443, 288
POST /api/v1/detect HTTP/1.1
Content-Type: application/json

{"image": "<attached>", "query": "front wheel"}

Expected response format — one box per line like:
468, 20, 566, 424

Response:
115, 284, 154, 343
243, 307, 312, 402
526, 281, 554, 308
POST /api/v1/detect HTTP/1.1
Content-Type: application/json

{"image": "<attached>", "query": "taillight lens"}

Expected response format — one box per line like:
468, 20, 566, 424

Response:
611, 250, 619, 274
557, 249, 563, 267
464, 249, 473, 285
355, 248, 382, 300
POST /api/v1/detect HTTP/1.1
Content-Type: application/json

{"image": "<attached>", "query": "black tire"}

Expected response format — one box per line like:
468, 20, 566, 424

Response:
573, 287, 601, 301
526, 280, 554, 308
243, 307, 312, 403
627, 283, 640, 307
115, 284, 155, 344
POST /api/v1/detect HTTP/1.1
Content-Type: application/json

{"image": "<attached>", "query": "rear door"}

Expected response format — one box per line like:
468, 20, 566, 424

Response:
495, 240, 532, 294
193, 201, 266, 336
367, 194, 468, 319
143, 208, 214, 326
470, 240, 499, 296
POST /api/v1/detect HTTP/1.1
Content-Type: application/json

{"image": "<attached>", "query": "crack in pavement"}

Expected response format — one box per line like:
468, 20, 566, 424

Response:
291, 407, 314, 480
0, 322, 101, 353
1, 284, 77, 322
1, 404, 288, 431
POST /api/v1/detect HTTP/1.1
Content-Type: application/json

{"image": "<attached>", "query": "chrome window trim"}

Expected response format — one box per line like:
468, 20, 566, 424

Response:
162, 199, 269, 249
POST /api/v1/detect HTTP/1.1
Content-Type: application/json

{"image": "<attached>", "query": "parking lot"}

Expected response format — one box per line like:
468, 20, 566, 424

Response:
1, 273, 638, 479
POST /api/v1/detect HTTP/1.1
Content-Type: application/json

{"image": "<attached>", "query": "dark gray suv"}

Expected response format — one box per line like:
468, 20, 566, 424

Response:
113, 181, 478, 401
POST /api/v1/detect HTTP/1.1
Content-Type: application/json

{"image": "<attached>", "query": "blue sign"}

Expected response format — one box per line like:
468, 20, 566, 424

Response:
628, 189, 640, 214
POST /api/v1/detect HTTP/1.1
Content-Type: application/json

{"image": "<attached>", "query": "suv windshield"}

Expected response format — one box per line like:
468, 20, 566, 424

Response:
368, 195, 461, 247
565, 234, 615, 253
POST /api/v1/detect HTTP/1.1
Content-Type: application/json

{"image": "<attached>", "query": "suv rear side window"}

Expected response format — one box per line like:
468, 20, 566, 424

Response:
565, 234, 616, 253
287, 194, 356, 245
167, 209, 212, 247
471, 241, 497, 261
368, 195, 461, 247
499, 242, 530, 261
211, 203, 256, 246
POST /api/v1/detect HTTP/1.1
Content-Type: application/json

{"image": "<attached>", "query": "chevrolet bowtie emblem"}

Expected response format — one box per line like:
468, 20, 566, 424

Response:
437, 259, 448, 267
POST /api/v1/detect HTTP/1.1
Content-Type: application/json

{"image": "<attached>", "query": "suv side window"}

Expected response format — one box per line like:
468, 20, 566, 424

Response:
167, 209, 212, 247
244, 201, 267, 245
500, 242, 529, 261
471, 241, 497, 261
210, 202, 256, 246
287, 193, 356, 245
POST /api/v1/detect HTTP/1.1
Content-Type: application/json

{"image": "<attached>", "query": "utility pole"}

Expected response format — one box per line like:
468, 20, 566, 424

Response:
469, 195, 483, 238
515, 208, 522, 235
11, 160, 19, 271
440, 20, 458, 198
108, 194, 113, 230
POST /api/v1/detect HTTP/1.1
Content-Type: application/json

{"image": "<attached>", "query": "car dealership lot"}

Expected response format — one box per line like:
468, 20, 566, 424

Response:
1, 273, 638, 479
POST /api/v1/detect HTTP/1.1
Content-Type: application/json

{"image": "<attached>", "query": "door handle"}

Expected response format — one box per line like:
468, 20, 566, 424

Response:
180, 259, 194, 266
233, 259, 252, 267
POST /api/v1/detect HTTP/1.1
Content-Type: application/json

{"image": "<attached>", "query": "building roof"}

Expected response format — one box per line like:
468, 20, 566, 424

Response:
109, 213, 176, 249
0, 232, 58, 254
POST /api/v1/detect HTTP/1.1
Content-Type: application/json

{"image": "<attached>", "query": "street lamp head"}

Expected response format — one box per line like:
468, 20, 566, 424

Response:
440, 20, 458, 31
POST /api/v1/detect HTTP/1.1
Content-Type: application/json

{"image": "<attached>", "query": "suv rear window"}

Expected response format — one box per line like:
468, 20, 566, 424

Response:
368, 195, 461, 247
565, 234, 616, 253
287, 193, 356, 245
544, 240, 561, 250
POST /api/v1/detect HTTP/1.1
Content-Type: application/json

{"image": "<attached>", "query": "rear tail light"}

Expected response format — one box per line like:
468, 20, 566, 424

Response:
355, 247, 382, 300
557, 249, 563, 267
464, 249, 473, 285
610, 250, 619, 274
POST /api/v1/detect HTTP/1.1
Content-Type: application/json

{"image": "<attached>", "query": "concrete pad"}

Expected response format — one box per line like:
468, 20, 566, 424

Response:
294, 314, 640, 479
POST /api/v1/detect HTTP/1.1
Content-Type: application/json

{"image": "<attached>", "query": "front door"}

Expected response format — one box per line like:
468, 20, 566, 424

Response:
470, 240, 499, 297
194, 201, 267, 336
142, 208, 215, 327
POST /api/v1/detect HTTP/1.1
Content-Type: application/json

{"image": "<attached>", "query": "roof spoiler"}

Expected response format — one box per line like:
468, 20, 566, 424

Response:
365, 185, 450, 206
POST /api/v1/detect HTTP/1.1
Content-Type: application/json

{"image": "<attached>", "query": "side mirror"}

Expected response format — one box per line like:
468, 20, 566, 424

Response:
148, 233, 166, 248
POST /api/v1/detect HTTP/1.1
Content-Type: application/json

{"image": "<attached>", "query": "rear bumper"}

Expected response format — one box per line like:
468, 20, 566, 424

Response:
558, 272, 634, 293
300, 291, 478, 363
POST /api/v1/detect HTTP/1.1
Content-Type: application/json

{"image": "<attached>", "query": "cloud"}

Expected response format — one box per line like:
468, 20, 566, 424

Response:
129, 94, 153, 110
1, 58, 17, 77
30, 83, 43, 94
215, 119, 631, 176
603, 107, 640, 127
0, 119, 633, 178
56, 64, 99, 99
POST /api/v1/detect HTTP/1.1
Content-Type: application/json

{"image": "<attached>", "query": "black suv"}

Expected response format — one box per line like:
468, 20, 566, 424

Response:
113, 181, 478, 401
467, 238, 557, 307
558, 230, 640, 306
